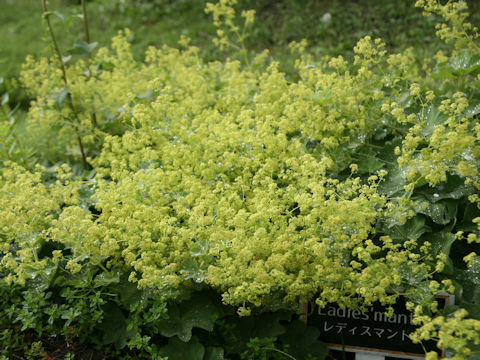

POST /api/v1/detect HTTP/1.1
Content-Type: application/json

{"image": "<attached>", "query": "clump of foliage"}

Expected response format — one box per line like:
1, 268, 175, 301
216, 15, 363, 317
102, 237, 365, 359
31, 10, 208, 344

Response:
1, 0, 480, 359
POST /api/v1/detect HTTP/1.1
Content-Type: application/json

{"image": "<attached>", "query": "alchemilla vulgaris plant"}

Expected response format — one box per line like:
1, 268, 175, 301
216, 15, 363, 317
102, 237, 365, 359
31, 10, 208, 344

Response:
1, 0, 480, 358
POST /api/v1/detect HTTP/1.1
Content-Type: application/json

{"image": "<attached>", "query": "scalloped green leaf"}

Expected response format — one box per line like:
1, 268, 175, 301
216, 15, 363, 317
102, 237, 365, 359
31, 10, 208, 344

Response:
453, 257, 480, 304
417, 199, 458, 225
433, 50, 480, 78
377, 164, 407, 197
204, 346, 224, 360
357, 154, 384, 173
465, 102, 480, 119
425, 232, 456, 257
159, 336, 205, 360
388, 215, 431, 241
457, 202, 480, 232
157, 293, 220, 341
23, 259, 58, 291
190, 239, 209, 257
416, 175, 474, 203
221, 311, 290, 354
279, 320, 328, 360
181, 257, 206, 283
420, 104, 447, 138
98, 302, 134, 349
447, 50, 480, 76
93, 268, 121, 288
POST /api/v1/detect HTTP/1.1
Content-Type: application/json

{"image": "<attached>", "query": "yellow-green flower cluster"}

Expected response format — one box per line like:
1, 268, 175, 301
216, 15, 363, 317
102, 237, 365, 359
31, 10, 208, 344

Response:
0, 163, 62, 285
413, 308, 480, 360
19, 30, 156, 164
205, 0, 254, 54
1, 1, 479, 358
415, 0, 479, 50
398, 89, 480, 191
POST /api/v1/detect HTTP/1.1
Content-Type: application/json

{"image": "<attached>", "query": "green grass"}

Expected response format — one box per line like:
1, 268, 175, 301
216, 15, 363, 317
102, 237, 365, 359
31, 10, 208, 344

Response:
0, 0, 214, 77
0, 0, 215, 108
1, 0, 480, 110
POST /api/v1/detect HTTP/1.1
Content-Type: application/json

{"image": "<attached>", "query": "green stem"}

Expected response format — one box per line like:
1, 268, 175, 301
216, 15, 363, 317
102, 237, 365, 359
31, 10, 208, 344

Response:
1, 141, 12, 160
42, 0, 88, 170
81, 0, 98, 127
41, 0, 68, 84
262, 347, 297, 360
97, 262, 109, 273
0, 103, 8, 118
81, 0, 91, 45
76, 133, 88, 170
233, 27, 250, 67
365, 143, 383, 149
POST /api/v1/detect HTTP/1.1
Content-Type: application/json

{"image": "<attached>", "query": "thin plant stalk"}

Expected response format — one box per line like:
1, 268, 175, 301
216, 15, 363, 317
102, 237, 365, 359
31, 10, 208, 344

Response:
81, 0, 91, 44
80, 0, 98, 126
0, 104, 8, 118
41, 0, 88, 170
41, 0, 68, 84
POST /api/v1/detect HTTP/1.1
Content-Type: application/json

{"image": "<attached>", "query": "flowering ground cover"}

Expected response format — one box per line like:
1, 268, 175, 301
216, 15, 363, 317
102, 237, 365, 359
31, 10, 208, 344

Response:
1, 0, 480, 359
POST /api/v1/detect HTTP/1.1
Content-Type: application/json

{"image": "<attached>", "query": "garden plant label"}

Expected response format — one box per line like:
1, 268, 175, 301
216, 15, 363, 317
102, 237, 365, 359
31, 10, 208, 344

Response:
306, 295, 454, 359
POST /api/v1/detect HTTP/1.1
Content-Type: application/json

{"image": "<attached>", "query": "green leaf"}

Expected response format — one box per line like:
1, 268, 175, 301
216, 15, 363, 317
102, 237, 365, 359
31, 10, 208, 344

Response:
94, 268, 121, 288
397, 90, 414, 108
279, 320, 328, 360
416, 198, 458, 225
377, 164, 406, 197
356, 148, 385, 173
222, 312, 290, 354
98, 302, 133, 349
53, 10, 65, 22
425, 232, 456, 257
191, 239, 210, 257
1, 93, 9, 106
117, 275, 143, 309
309, 89, 332, 105
447, 50, 480, 76
61, 55, 71, 64
388, 215, 430, 241
23, 259, 58, 291
420, 104, 447, 138
416, 175, 474, 202
465, 102, 480, 119
421, 232, 455, 274
159, 336, 205, 360
327, 145, 351, 172
204, 346, 224, 360
431, 66, 455, 80
67, 40, 98, 55
181, 257, 206, 283
358, 156, 384, 173
65, 14, 84, 28
377, 137, 403, 164
52, 87, 69, 110
432, 50, 480, 78
158, 293, 220, 341
98, 61, 115, 71
453, 257, 480, 304
457, 202, 480, 232
466, 343, 480, 360
77, 182, 96, 210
